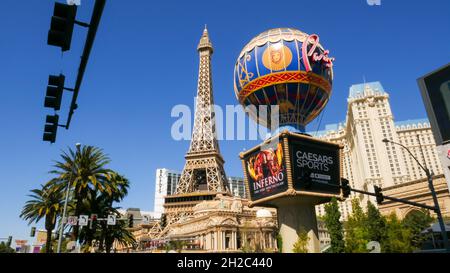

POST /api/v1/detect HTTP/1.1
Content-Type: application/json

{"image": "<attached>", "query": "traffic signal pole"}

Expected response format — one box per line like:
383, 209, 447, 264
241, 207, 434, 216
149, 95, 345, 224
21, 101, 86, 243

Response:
382, 137, 450, 252
65, 0, 106, 129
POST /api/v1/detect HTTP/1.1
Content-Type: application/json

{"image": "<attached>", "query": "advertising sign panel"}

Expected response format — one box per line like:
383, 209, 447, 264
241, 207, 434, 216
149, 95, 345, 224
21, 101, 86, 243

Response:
437, 143, 450, 192
290, 137, 341, 194
418, 63, 450, 145
243, 140, 288, 201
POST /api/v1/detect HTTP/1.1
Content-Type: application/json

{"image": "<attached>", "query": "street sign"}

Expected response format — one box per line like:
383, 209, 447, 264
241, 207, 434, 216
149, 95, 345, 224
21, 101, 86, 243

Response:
78, 215, 88, 227
107, 215, 116, 226
367, 241, 381, 253
67, 216, 78, 226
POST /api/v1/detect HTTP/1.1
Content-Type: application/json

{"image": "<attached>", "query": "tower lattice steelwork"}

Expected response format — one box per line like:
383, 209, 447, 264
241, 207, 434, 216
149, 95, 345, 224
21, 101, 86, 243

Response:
175, 27, 228, 194
161, 28, 229, 227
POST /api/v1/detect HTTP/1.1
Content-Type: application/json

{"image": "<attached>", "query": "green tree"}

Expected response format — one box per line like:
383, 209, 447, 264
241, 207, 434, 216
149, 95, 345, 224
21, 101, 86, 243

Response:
344, 199, 369, 253
78, 173, 131, 252
292, 230, 309, 253
276, 233, 283, 253
0, 242, 15, 253
47, 145, 119, 241
20, 185, 63, 253
366, 201, 386, 243
381, 214, 413, 253
23, 144, 133, 253
402, 210, 433, 248
323, 198, 345, 253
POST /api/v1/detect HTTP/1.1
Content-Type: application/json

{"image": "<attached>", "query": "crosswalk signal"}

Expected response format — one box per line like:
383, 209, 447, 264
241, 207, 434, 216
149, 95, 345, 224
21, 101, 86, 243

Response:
47, 2, 77, 51
341, 178, 351, 198
30, 227, 36, 237
43, 114, 59, 143
128, 214, 134, 228
44, 74, 65, 111
374, 186, 384, 205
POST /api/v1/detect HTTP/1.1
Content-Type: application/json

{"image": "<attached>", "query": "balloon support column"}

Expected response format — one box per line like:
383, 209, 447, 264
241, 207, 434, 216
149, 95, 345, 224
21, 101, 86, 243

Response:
274, 198, 320, 253
235, 29, 341, 254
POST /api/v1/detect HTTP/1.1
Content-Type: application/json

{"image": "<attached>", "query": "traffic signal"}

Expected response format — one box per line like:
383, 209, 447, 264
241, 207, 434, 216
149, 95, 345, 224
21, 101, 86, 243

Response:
6, 236, 12, 247
341, 178, 351, 198
30, 227, 36, 237
90, 214, 98, 229
302, 171, 312, 189
44, 74, 65, 110
160, 213, 167, 228
47, 2, 77, 51
43, 114, 59, 143
128, 214, 134, 228
374, 186, 384, 205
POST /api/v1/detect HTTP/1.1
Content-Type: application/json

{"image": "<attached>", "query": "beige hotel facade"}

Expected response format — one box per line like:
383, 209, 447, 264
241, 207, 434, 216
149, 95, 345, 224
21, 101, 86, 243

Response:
314, 82, 450, 220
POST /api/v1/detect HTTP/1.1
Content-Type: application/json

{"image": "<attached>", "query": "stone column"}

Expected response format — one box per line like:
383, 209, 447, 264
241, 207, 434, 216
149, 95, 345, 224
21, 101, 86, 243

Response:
276, 199, 320, 253
214, 230, 219, 251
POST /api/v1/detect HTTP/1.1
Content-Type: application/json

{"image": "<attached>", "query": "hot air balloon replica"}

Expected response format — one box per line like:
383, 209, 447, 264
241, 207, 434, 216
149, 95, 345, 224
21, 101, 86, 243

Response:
237, 28, 344, 253
234, 28, 334, 133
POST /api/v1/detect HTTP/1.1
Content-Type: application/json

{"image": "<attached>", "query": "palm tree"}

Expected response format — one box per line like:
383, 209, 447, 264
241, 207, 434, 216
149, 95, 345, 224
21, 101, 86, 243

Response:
94, 173, 130, 252
20, 185, 63, 253
79, 175, 130, 252
47, 145, 118, 241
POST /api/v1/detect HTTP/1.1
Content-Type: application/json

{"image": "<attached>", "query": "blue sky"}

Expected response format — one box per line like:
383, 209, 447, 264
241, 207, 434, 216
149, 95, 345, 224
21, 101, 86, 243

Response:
1, 0, 449, 245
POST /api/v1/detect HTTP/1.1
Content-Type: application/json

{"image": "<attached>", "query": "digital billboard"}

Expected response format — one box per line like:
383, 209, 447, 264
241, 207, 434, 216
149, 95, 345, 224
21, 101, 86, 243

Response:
418, 63, 450, 145
242, 140, 288, 201
289, 137, 341, 194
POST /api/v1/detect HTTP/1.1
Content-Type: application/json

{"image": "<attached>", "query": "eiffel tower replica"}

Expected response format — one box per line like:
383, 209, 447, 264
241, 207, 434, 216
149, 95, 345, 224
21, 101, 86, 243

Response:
163, 27, 230, 225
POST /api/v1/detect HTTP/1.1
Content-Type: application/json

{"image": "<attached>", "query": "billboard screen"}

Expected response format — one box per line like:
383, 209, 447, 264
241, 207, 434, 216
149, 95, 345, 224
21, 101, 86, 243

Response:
418, 63, 450, 144
243, 141, 288, 201
290, 137, 341, 194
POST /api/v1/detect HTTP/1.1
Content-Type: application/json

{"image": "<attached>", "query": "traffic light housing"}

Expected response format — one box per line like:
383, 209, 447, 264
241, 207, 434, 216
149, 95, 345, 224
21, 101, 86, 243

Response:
6, 236, 12, 247
302, 171, 312, 189
128, 214, 134, 228
90, 214, 98, 229
30, 227, 36, 237
44, 74, 65, 110
341, 178, 351, 198
47, 2, 77, 51
43, 114, 59, 143
160, 213, 167, 228
374, 186, 384, 205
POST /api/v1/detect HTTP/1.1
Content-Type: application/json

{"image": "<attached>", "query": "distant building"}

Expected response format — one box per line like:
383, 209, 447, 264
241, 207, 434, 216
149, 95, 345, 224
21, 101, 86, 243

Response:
153, 169, 181, 217
118, 208, 159, 227
312, 82, 448, 220
227, 176, 246, 199
317, 220, 331, 251
153, 168, 246, 216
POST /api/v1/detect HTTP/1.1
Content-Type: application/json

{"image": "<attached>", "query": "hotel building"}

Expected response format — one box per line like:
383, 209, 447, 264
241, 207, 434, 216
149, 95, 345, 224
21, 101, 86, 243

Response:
313, 82, 448, 220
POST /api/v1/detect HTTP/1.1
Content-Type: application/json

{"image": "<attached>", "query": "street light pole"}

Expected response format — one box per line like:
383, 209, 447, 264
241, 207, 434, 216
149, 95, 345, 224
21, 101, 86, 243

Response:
383, 138, 449, 251
57, 143, 81, 253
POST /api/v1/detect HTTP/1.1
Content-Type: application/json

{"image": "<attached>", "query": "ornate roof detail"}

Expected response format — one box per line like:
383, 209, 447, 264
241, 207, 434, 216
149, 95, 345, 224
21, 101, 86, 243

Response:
197, 25, 213, 52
